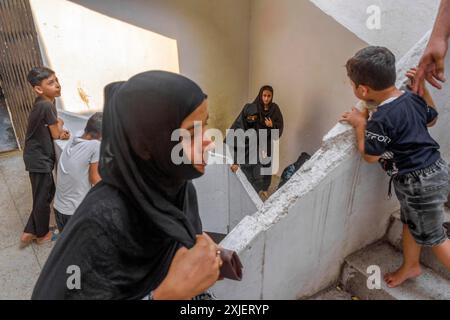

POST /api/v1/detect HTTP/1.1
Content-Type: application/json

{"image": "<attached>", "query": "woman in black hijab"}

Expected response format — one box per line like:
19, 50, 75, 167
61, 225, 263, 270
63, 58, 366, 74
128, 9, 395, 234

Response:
227, 86, 284, 199
32, 71, 221, 300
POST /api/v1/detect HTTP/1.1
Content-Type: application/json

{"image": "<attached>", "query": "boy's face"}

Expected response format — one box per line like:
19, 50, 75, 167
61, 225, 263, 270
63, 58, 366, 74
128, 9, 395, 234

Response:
33, 74, 61, 100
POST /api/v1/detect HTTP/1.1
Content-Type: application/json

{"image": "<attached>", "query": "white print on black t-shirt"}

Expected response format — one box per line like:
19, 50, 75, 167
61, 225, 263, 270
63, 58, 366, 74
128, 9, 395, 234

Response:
365, 131, 392, 144
381, 151, 394, 160
380, 151, 399, 176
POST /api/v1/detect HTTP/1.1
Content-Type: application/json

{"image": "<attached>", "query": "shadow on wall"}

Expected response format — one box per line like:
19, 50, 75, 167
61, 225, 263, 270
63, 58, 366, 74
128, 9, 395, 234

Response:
58, 0, 252, 134
30, 0, 180, 115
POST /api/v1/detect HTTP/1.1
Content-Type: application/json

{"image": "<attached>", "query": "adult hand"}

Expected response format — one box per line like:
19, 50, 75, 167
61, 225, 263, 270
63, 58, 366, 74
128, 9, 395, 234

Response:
153, 233, 222, 300
265, 117, 273, 128
230, 164, 240, 173
413, 36, 448, 95
340, 107, 367, 129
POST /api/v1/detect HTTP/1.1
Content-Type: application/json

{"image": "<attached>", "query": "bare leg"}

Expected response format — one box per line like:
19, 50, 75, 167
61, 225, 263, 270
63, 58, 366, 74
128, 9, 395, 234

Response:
384, 224, 423, 288
431, 239, 450, 270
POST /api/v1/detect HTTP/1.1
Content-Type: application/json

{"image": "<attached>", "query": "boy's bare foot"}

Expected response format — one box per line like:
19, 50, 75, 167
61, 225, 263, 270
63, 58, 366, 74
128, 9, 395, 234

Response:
384, 265, 422, 288
36, 231, 53, 245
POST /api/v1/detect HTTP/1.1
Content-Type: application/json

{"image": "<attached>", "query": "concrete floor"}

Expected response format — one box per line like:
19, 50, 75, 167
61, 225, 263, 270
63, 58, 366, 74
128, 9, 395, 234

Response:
0, 151, 55, 300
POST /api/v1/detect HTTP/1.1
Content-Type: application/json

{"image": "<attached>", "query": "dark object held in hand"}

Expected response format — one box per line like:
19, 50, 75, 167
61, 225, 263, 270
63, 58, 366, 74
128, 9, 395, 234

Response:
219, 249, 243, 281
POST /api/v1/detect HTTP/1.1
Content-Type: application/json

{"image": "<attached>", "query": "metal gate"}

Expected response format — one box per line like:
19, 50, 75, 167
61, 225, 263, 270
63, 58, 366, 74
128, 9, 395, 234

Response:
0, 0, 43, 149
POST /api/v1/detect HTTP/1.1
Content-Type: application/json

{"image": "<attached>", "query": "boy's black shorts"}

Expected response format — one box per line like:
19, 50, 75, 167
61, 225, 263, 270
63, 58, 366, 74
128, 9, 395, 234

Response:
394, 158, 450, 247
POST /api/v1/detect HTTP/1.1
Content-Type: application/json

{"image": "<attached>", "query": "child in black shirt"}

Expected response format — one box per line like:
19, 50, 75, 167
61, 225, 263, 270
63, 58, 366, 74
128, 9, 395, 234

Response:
20, 67, 70, 247
341, 47, 450, 288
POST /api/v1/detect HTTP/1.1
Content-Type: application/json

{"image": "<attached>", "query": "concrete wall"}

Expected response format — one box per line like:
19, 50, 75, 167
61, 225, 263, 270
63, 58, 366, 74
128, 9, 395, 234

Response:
248, 0, 368, 172
31, 0, 251, 133
193, 154, 263, 235
310, 0, 440, 57
212, 33, 450, 300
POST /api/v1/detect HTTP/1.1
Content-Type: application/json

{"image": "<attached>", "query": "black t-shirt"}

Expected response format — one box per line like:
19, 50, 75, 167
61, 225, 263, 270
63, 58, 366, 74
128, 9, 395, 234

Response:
23, 97, 58, 173
365, 91, 440, 176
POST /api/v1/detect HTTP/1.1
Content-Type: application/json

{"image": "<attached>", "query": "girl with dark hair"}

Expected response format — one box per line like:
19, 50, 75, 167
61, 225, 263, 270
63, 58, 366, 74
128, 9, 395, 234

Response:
226, 86, 284, 199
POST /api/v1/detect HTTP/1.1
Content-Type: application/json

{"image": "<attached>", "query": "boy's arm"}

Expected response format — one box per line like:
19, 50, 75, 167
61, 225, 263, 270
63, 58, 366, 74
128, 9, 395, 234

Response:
407, 67, 438, 127
422, 86, 436, 108
341, 108, 382, 164
353, 121, 381, 163
48, 119, 62, 139
48, 118, 68, 140
43, 103, 69, 140
89, 162, 102, 186
423, 87, 439, 127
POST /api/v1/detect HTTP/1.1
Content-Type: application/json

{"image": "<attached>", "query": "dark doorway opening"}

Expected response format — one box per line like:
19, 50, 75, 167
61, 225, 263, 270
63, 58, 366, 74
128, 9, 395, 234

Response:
0, 87, 18, 153
0, 0, 44, 149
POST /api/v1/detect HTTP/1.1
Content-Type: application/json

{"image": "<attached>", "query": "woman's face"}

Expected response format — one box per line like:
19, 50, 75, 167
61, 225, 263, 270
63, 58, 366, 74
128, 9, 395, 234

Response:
261, 90, 273, 106
180, 100, 213, 174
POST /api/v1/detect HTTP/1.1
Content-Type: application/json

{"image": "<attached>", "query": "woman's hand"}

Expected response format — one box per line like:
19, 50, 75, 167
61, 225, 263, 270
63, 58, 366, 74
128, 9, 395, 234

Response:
230, 164, 240, 173
153, 233, 222, 300
264, 117, 273, 128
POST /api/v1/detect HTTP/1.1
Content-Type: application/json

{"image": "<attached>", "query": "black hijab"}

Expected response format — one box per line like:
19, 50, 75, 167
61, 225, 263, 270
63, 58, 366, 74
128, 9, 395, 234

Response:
32, 71, 208, 300
226, 86, 284, 162
100, 71, 207, 247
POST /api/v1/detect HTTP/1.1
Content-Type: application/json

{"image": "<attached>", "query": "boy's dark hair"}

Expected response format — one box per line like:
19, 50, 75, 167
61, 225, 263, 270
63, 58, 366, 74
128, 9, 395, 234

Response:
346, 46, 396, 91
27, 67, 55, 87
85, 112, 103, 137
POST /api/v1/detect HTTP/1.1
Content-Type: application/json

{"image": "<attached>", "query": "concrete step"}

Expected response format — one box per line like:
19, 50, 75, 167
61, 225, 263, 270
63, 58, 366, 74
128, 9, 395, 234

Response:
341, 242, 450, 300
386, 207, 450, 280
308, 286, 354, 300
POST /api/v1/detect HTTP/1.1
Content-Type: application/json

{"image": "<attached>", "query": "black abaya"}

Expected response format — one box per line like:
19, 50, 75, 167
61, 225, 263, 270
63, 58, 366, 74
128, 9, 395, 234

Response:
226, 86, 284, 193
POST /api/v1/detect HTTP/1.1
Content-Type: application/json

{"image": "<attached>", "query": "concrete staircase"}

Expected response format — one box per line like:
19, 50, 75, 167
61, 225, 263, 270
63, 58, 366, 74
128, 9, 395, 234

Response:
312, 207, 450, 300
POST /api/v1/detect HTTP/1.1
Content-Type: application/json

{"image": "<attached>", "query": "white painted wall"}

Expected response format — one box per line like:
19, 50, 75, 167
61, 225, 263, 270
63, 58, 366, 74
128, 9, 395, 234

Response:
213, 33, 450, 300
193, 155, 263, 234
31, 0, 251, 133
310, 0, 440, 57
248, 0, 368, 172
